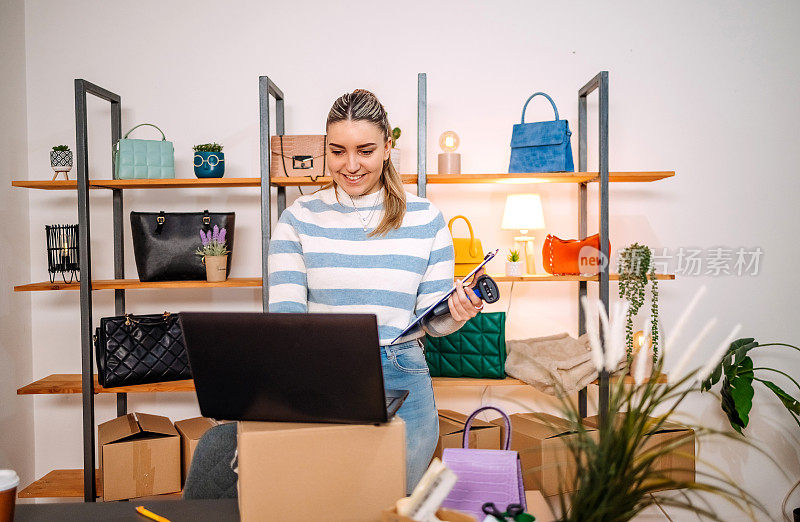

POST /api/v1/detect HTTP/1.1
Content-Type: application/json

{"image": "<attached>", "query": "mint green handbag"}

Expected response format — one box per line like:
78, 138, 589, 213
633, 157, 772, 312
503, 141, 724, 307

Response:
114, 123, 175, 179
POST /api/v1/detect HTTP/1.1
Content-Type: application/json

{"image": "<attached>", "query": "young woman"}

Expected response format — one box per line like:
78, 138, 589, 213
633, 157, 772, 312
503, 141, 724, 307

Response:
267, 89, 484, 492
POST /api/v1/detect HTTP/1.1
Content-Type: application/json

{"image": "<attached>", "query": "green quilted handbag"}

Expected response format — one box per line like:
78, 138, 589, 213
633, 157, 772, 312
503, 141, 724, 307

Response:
113, 123, 175, 180
424, 312, 506, 379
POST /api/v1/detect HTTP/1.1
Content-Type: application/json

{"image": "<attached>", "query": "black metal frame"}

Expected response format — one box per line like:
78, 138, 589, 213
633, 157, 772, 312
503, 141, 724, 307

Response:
75, 79, 124, 501
577, 71, 611, 421
259, 76, 285, 310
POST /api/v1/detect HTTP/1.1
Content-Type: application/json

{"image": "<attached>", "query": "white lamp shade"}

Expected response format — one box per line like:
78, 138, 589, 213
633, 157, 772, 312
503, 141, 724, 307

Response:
501, 194, 546, 231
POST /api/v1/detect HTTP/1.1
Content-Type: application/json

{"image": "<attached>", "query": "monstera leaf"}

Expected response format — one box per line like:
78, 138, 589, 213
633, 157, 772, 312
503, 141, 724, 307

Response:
702, 337, 756, 392
762, 380, 800, 416
719, 356, 754, 433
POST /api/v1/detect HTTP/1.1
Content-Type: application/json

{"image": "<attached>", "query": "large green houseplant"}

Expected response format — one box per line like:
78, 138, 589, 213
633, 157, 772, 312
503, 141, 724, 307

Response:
701, 337, 800, 519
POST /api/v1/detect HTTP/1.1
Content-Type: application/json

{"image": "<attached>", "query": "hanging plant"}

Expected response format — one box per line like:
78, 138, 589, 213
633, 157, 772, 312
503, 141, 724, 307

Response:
618, 243, 660, 363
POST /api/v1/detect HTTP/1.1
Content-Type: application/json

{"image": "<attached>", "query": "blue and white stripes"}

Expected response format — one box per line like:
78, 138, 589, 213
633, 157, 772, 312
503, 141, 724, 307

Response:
268, 186, 463, 345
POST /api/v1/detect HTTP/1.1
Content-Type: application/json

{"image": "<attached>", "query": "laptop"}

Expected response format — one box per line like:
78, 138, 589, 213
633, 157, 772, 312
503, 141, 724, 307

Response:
179, 312, 408, 424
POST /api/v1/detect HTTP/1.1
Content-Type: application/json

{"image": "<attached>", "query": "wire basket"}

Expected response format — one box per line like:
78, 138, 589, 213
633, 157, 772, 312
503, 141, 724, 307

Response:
45, 224, 80, 283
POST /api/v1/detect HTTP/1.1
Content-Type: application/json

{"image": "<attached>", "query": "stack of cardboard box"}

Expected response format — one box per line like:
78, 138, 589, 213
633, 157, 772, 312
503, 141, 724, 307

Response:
97, 413, 217, 501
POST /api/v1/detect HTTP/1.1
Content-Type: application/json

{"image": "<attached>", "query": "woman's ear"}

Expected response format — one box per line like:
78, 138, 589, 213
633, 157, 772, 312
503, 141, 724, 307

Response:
384, 137, 391, 161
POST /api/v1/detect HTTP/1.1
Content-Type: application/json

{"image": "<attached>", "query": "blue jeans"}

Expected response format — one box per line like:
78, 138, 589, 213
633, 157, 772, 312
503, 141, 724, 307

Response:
381, 339, 439, 494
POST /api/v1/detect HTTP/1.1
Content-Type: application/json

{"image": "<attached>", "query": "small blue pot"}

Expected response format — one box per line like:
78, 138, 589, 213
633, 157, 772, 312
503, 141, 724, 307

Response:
193, 151, 225, 178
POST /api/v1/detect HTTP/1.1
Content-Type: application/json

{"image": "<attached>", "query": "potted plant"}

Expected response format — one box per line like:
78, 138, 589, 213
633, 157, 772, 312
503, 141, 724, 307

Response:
193, 143, 225, 178
390, 127, 401, 172
701, 336, 800, 519
550, 295, 767, 521
196, 225, 230, 282
618, 243, 660, 364
50, 145, 73, 180
505, 249, 524, 276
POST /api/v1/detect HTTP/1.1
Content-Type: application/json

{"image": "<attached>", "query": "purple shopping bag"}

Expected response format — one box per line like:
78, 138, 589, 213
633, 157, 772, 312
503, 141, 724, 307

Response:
441, 406, 526, 518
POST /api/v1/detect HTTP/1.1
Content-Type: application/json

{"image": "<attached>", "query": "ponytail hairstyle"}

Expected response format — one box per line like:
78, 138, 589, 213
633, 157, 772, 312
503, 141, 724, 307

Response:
326, 89, 405, 236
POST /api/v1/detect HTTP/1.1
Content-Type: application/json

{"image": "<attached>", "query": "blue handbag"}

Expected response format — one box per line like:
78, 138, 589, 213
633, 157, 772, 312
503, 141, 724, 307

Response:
114, 123, 175, 179
509, 92, 574, 173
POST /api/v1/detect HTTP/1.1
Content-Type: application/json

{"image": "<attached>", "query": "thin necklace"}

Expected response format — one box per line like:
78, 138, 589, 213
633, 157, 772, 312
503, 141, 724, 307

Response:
347, 192, 379, 232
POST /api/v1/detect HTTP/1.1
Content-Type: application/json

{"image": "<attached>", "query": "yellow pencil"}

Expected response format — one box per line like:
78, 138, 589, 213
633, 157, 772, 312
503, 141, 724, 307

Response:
135, 505, 172, 522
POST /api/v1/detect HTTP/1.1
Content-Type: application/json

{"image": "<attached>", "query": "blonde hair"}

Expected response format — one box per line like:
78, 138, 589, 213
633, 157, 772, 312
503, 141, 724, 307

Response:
326, 89, 405, 237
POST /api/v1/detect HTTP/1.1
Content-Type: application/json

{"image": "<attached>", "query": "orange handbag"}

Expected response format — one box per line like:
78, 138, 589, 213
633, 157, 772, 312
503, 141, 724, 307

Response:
542, 234, 610, 275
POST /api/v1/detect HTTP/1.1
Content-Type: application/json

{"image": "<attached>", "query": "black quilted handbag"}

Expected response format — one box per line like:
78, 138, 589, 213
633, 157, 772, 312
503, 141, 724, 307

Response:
424, 312, 507, 379
130, 210, 235, 282
94, 312, 191, 387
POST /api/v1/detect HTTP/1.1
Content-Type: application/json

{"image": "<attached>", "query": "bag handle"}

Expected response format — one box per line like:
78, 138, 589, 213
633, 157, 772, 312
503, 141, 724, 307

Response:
123, 123, 167, 141
153, 210, 211, 234
521, 92, 559, 123
462, 406, 512, 450
448, 215, 480, 259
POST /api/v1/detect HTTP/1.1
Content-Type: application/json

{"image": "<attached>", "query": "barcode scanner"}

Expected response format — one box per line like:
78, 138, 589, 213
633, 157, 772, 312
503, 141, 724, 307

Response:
431, 274, 501, 316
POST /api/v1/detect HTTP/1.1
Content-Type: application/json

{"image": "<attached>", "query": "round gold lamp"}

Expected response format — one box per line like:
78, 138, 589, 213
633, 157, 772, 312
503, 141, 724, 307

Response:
438, 131, 461, 174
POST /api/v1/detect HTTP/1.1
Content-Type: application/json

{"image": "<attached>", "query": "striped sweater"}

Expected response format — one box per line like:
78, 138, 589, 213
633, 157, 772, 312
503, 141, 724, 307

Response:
267, 185, 464, 345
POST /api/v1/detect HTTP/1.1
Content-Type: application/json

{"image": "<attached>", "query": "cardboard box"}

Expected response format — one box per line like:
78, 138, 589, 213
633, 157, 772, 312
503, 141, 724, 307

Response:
97, 412, 181, 501
525, 489, 555, 522
491, 412, 597, 497
433, 410, 501, 460
174, 417, 217, 485
582, 414, 695, 487
238, 417, 405, 522
382, 507, 476, 522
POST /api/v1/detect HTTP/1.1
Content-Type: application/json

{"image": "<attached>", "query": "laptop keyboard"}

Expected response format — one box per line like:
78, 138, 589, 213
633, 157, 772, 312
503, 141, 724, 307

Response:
385, 397, 393, 408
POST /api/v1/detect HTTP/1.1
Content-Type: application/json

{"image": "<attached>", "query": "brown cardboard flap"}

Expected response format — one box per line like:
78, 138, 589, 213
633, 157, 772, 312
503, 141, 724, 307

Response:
438, 410, 495, 429
136, 412, 179, 437
494, 413, 582, 440
583, 414, 692, 435
98, 413, 141, 446
175, 417, 216, 440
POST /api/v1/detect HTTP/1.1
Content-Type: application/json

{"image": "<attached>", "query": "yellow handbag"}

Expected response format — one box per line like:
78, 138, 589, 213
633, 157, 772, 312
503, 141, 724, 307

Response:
448, 215, 484, 277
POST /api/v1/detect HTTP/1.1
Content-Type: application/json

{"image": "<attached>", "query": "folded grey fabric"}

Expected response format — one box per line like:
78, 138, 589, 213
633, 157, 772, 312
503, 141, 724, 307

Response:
505, 332, 598, 396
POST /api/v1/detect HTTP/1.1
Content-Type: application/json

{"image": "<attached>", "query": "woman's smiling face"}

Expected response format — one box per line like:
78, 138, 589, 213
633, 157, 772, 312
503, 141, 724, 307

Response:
327, 119, 390, 197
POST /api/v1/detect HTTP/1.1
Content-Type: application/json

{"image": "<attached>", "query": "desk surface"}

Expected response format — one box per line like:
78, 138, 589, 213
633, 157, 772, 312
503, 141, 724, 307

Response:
16, 499, 239, 521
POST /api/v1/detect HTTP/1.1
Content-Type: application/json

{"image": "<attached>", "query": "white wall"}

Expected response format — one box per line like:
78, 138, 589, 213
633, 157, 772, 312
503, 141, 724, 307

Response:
16, 0, 800, 517
0, 0, 35, 494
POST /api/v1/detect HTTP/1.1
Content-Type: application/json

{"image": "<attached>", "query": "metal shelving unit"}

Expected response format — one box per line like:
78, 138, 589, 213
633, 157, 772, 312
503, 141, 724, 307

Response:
15, 71, 668, 501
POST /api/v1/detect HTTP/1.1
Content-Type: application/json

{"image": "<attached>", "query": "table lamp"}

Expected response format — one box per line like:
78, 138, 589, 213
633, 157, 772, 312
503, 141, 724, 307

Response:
438, 131, 461, 174
501, 194, 546, 274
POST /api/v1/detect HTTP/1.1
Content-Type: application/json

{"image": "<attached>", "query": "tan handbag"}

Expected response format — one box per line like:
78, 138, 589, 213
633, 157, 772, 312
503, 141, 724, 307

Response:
269, 135, 327, 181
448, 215, 484, 277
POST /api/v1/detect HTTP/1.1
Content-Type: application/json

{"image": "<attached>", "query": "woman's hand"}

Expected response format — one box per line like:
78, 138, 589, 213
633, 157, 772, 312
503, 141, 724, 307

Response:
446, 268, 486, 321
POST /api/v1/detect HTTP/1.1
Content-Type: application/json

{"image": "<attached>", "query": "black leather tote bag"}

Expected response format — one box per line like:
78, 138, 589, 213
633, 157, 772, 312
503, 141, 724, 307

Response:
94, 312, 191, 387
130, 210, 235, 282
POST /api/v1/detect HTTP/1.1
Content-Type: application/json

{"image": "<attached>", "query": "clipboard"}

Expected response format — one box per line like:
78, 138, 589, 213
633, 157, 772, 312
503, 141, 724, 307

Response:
390, 248, 499, 344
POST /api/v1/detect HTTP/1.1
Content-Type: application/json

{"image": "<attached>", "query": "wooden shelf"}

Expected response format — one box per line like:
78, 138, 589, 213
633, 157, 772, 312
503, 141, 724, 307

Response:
12, 171, 673, 190
18, 374, 519, 395
426, 172, 674, 184
17, 374, 195, 395
18, 469, 102, 498
14, 277, 262, 292
270, 175, 419, 186
18, 373, 667, 396
13, 178, 272, 190
18, 469, 183, 499
14, 273, 673, 292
